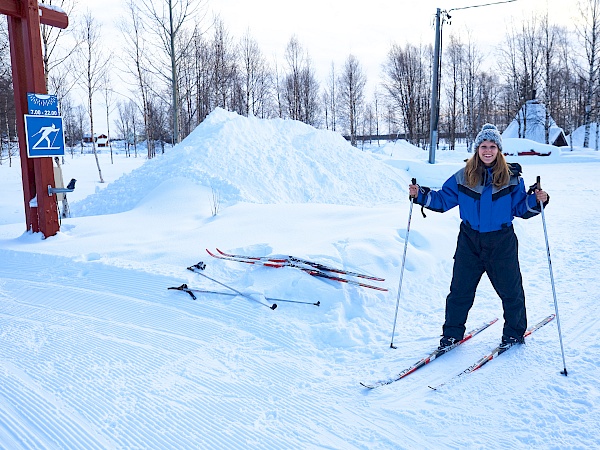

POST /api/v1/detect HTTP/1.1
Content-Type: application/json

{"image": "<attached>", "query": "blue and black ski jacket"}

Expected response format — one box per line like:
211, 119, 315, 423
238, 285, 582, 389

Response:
414, 164, 546, 233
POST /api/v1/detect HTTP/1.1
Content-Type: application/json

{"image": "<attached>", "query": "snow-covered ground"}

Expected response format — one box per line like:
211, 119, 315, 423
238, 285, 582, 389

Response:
1, 109, 599, 449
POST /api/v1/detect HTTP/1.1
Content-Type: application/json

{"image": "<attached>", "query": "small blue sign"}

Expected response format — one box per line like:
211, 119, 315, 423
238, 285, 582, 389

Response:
24, 115, 65, 157
27, 93, 59, 116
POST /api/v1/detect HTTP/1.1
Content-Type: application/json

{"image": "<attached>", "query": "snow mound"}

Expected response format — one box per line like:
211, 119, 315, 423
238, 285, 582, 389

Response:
567, 122, 600, 148
71, 108, 407, 216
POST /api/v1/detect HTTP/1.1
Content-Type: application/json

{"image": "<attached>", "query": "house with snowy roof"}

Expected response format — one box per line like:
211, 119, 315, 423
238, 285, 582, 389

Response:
96, 134, 109, 147
502, 99, 568, 147
82, 133, 109, 147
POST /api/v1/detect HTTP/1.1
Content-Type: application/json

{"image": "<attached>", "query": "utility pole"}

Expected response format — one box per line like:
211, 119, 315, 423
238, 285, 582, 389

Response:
427, 0, 517, 164
428, 8, 443, 164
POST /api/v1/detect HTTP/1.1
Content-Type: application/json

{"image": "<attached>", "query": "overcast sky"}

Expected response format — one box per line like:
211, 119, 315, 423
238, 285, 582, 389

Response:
206, 0, 575, 82
82, 0, 580, 132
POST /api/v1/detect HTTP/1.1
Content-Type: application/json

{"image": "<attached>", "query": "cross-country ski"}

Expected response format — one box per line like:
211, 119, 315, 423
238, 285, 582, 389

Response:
361, 318, 498, 389
215, 248, 385, 281
429, 314, 556, 391
206, 249, 388, 291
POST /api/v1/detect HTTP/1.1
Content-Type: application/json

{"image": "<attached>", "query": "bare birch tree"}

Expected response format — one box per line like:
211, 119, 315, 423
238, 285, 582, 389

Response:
462, 39, 478, 149
300, 61, 320, 125
0, 24, 16, 166
210, 17, 237, 110
540, 13, 559, 144
284, 36, 303, 121
338, 54, 366, 146
554, 28, 578, 148
178, 28, 197, 135
443, 33, 465, 150
282, 36, 320, 125
40, 0, 78, 87
462, 37, 484, 150
577, 0, 600, 147
325, 62, 337, 131
190, 28, 212, 123
139, 0, 203, 144
120, 0, 155, 158
273, 59, 284, 118
239, 30, 272, 117
77, 12, 106, 183
500, 18, 542, 138
382, 43, 431, 146
100, 69, 115, 163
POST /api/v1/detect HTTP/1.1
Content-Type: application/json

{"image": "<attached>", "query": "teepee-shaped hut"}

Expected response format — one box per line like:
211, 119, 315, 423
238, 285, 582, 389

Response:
502, 99, 568, 147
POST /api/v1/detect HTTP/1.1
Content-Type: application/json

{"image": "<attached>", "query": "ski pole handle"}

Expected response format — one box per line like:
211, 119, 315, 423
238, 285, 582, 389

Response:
408, 178, 417, 201
536, 176, 543, 205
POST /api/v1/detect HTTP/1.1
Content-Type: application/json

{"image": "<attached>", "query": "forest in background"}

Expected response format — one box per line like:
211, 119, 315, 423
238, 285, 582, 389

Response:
1, 0, 600, 165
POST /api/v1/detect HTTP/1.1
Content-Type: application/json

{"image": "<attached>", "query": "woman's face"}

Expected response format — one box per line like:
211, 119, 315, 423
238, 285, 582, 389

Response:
478, 140, 499, 166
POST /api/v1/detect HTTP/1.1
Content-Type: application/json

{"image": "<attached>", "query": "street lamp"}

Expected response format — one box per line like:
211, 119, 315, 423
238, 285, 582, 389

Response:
428, 0, 517, 164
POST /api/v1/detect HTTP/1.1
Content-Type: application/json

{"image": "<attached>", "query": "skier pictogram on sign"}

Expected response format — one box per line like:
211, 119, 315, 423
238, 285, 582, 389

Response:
24, 115, 65, 157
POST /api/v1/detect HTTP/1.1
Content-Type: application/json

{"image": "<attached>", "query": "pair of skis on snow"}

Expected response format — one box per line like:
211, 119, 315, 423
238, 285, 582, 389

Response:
172, 247, 381, 309
206, 248, 388, 291
361, 314, 555, 390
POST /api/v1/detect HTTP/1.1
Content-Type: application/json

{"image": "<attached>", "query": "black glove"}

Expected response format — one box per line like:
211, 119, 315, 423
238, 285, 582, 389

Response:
412, 185, 430, 205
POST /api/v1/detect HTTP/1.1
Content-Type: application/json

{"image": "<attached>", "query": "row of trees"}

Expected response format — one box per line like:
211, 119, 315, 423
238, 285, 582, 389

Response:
0, 27, 16, 165
2, 0, 600, 172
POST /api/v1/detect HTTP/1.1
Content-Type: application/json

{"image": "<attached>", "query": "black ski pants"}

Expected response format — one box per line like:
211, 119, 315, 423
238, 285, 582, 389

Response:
442, 221, 527, 341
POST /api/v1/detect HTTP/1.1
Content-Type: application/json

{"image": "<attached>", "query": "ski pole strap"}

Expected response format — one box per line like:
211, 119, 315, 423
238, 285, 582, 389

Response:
189, 262, 207, 271
168, 283, 196, 300
414, 178, 429, 218
409, 177, 427, 218
528, 176, 542, 195
528, 176, 542, 197
527, 176, 549, 207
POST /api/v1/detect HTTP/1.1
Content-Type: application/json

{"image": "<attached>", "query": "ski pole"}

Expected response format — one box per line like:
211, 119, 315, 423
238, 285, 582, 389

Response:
390, 178, 417, 349
169, 283, 320, 306
537, 176, 568, 376
187, 262, 277, 310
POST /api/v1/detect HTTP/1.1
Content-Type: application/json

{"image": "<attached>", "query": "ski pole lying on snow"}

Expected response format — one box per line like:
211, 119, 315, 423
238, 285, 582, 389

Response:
537, 176, 568, 376
168, 283, 320, 306
390, 178, 417, 349
187, 262, 277, 310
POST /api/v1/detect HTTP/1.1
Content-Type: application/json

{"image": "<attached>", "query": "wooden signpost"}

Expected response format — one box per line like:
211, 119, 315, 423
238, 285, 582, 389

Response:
1, 0, 68, 237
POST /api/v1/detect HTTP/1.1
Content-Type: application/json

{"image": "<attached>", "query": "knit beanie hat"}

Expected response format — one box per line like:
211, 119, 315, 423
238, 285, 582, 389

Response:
474, 123, 502, 151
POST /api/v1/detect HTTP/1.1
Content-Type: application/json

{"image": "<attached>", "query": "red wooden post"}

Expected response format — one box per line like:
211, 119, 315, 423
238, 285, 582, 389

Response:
1, 0, 68, 237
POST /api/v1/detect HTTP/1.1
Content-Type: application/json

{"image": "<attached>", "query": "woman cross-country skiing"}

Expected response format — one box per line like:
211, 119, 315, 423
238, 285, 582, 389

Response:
408, 123, 549, 352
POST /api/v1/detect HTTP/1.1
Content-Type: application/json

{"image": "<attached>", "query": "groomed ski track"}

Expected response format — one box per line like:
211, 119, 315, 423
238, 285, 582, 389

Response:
1, 240, 599, 448
0, 250, 420, 449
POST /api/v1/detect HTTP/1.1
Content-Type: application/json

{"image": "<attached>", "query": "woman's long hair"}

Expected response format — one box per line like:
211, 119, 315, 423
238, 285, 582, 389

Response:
464, 149, 511, 188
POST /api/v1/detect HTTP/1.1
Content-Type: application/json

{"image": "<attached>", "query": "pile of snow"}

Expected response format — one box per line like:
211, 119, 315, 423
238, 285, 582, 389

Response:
71, 108, 407, 216
567, 122, 600, 149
